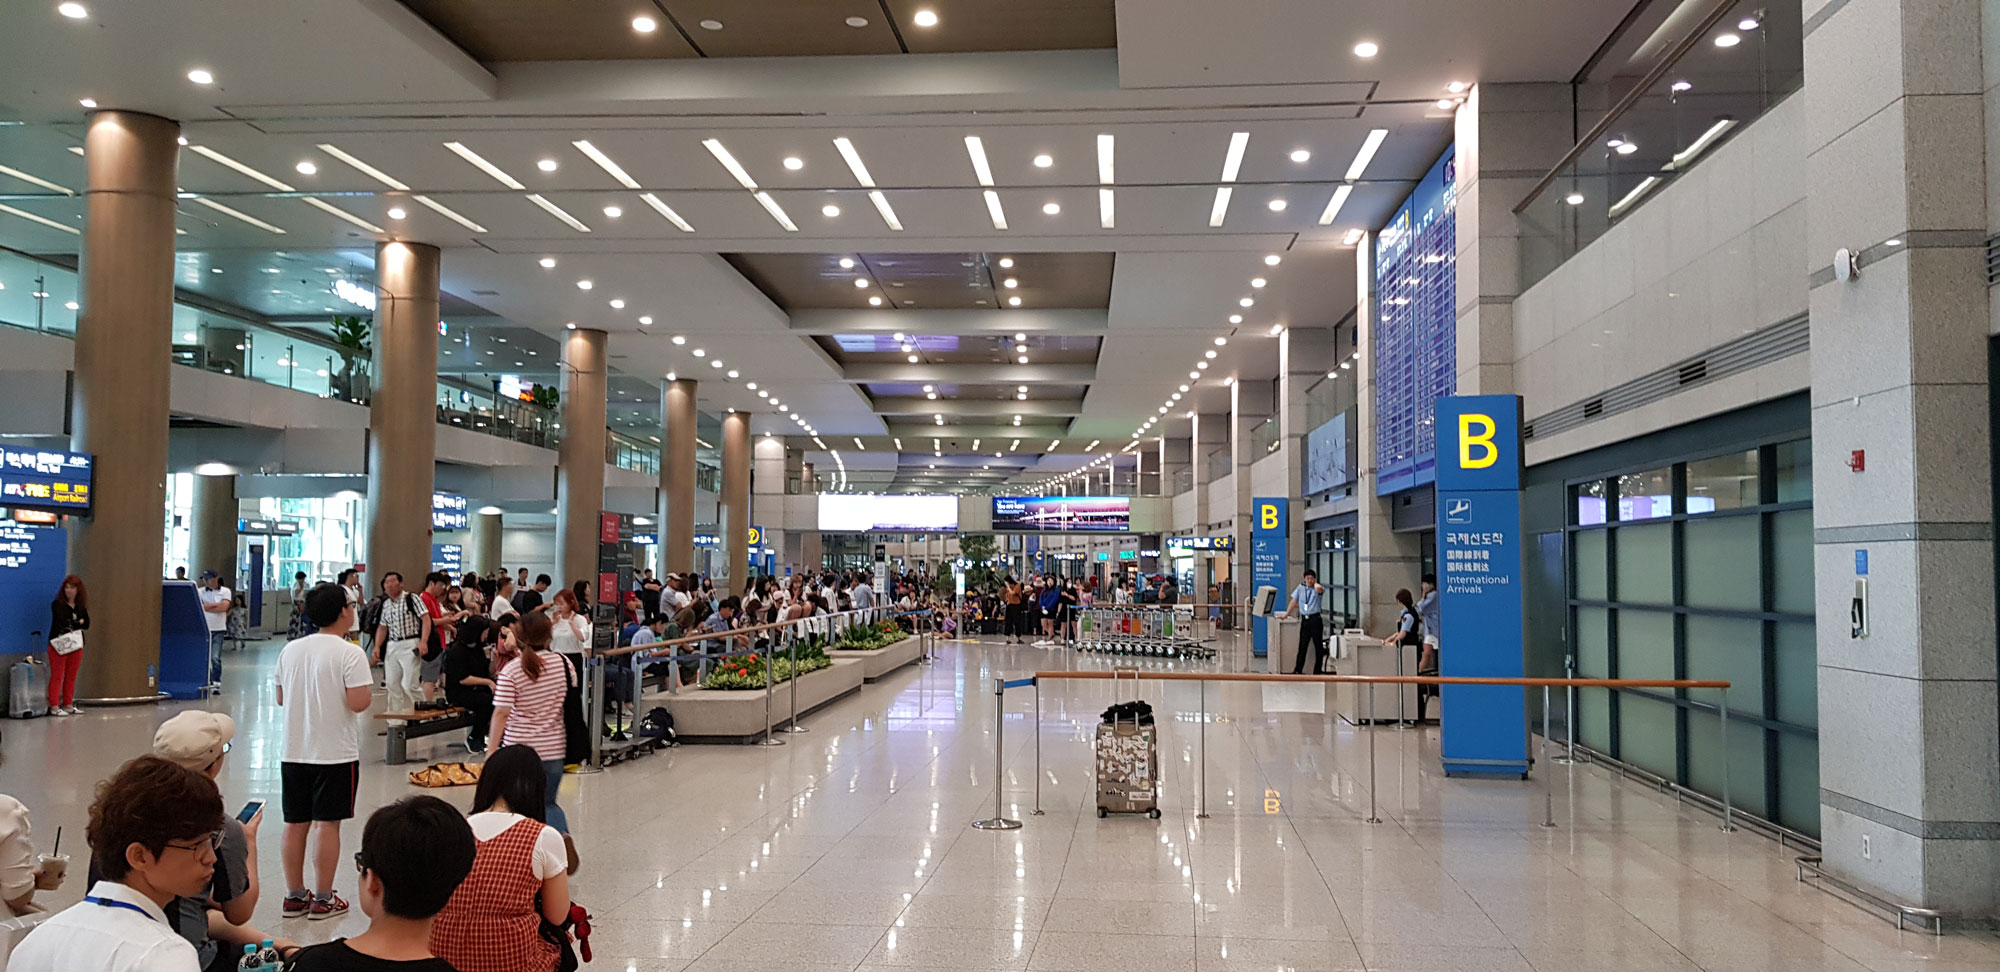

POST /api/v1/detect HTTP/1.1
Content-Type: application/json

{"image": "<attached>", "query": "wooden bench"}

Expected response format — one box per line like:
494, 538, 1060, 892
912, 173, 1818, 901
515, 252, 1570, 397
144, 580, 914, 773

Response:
372, 707, 473, 765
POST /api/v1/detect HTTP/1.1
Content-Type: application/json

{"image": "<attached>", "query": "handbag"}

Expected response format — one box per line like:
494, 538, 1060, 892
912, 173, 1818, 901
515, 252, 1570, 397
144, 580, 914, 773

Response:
536, 901, 591, 972
560, 654, 591, 765
49, 630, 82, 655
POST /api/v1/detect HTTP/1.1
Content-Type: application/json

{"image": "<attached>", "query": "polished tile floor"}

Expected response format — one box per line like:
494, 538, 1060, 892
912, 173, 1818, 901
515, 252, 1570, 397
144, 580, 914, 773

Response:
6, 634, 1998, 972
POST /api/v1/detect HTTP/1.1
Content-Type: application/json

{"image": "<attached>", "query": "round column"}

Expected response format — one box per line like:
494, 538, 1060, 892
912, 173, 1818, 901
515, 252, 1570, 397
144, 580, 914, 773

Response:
661, 378, 697, 574
556, 328, 608, 590
720, 411, 750, 592
364, 241, 441, 592
468, 510, 502, 577
187, 473, 238, 582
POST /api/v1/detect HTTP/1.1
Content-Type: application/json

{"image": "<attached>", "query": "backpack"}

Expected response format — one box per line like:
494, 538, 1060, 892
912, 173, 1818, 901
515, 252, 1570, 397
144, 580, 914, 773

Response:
637, 707, 677, 746
359, 595, 386, 637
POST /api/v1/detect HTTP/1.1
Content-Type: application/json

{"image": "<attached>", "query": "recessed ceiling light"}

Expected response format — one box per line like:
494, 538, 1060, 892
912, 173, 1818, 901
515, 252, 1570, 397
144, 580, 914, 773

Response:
727, 370, 739, 378
1033, 154, 1053, 168
783, 156, 804, 171
1288, 149, 1311, 163
536, 158, 558, 173
998, 257, 1015, 268
1564, 192, 1585, 205
609, 299, 626, 309
1016, 355, 1028, 364
913, 9, 938, 26
1205, 350, 1218, 359
211, 267, 222, 274
1436, 99, 1456, 110
597, 205, 620, 218
1615, 142, 1638, 155
58, 2, 87, 18
187, 69, 214, 85
632, 15, 657, 32
1042, 202, 1061, 215
295, 160, 318, 175
1671, 80, 1693, 93
711, 360, 723, 369
565, 322, 576, 330
669, 335, 686, 345
845, 15, 869, 27
1198, 361, 1209, 370
1267, 198, 1287, 212
539, 257, 556, 268
78, 98, 96, 108
692, 348, 705, 357
822, 204, 840, 217
1239, 297, 1254, 308
1738, 15, 1760, 29
1353, 41, 1378, 57
1008, 296, 1022, 307
1003, 278, 1019, 289
638, 315, 653, 325
1250, 277, 1267, 288
386, 206, 407, 220
699, 19, 723, 30
576, 280, 593, 290
854, 278, 870, 289
1214, 337, 1228, 346
1714, 32, 1740, 47
869, 295, 883, 306
839, 257, 856, 269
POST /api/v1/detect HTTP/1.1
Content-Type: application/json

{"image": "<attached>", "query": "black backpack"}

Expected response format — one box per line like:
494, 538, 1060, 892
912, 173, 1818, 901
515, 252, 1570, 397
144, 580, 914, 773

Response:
359, 595, 386, 637
637, 707, 677, 746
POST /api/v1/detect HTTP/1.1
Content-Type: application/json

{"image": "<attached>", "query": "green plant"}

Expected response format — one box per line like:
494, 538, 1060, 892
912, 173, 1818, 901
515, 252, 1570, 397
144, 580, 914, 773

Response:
329, 315, 371, 401
530, 384, 560, 409
698, 638, 834, 690
831, 619, 907, 652
958, 533, 1000, 591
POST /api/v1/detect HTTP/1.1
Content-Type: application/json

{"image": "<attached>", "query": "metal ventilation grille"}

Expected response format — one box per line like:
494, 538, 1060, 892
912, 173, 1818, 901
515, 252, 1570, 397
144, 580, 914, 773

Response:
1987, 234, 2000, 286
1526, 314, 1808, 441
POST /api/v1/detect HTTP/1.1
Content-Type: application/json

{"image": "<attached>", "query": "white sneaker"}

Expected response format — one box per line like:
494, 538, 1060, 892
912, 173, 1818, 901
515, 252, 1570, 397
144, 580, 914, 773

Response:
47, 708, 67, 717
64, 706, 81, 715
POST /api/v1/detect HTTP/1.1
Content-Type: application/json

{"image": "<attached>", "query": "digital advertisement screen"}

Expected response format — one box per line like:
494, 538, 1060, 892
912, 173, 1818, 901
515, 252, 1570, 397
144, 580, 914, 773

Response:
0, 448, 92, 516
990, 496, 1131, 533
1303, 413, 1351, 496
818, 494, 959, 532
1374, 145, 1458, 495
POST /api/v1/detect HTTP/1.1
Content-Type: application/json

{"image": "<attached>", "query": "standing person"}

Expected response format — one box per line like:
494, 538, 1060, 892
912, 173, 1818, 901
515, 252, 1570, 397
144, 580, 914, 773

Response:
512, 574, 550, 616
6, 756, 226, 972
1417, 573, 1442, 675
1278, 569, 1329, 675
515, 567, 529, 591
488, 575, 516, 620
45, 574, 87, 716
371, 572, 432, 717
1036, 579, 1060, 643
547, 589, 592, 670
278, 796, 476, 972
417, 572, 451, 707
428, 746, 571, 972
444, 616, 498, 754
274, 583, 374, 922
637, 570, 662, 620
1374, 588, 1428, 722
489, 613, 577, 844
1002, 577, 1024, 644
850, 572, 875, 612
287, 571, 313, 639
196, 570, 230, 689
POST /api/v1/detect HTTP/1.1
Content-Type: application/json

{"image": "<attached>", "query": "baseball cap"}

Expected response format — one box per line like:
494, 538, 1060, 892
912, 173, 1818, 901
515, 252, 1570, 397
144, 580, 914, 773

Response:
199, 569, 217, 580
153, 711, 236, 771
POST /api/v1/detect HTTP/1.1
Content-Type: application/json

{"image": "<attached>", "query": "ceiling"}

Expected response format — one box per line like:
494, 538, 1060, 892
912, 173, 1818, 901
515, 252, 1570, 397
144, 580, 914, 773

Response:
0, 0, 1643, 493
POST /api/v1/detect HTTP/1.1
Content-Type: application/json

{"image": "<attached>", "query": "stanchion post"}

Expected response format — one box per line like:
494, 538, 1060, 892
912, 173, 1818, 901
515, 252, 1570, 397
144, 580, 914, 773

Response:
578, 655, 606, 774
1552, 658, 1580, 765
757, 640, 785, 747
1031, 680, 1045, 816
1540, 685, 1555, 829
1393, 638, 1412, 731
972, 679, 1023, 830
1364, 676, 1381, 824
782, 628, 807, 733
1719, 687, 1735, 833
1197, 678, 1209, 819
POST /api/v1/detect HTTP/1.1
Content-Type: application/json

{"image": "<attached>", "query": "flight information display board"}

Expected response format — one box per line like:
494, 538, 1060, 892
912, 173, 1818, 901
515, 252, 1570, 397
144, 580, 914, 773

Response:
1373, 145, 1458, 495
0, 447, 92, 516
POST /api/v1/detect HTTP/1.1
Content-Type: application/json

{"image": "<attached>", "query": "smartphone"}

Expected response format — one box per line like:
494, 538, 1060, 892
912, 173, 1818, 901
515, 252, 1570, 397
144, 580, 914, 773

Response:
237, 799, 264, 824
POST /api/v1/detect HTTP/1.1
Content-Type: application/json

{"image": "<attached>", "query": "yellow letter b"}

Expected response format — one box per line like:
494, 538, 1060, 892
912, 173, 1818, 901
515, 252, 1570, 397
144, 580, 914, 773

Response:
1459, 414, 1498, 469
1260, 504, 1279, 529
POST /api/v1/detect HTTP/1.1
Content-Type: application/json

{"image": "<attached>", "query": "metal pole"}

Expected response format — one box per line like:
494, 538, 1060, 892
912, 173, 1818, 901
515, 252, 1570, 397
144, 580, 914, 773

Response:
1393, 636, 1413, 731
577, 655, 605, 774
1552, 657, 1580, 764
972, 679, 1022, 830
1540, 685, 1556, 828
1197, 678, 1209, 819
1031, 681, 1045, 816
757, 640, 785, 746
781, 627, 807, 733
1364, 676, 1381, 823
1719, 687, 1735, 833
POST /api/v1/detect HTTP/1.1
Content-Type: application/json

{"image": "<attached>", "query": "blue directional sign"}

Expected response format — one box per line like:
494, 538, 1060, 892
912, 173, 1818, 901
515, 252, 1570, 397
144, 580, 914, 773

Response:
1435, 395, 1529, 778
1250, 497, 1288, 659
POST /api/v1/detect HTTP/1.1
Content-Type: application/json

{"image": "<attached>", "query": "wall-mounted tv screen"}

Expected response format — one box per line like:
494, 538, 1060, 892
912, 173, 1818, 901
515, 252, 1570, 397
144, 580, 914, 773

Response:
991, 496, 1130, 533
818, 494, 959, 532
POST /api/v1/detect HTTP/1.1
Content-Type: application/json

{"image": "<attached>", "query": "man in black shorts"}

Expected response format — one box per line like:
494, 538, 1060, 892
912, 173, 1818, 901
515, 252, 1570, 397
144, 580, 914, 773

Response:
274, 583, 374, 921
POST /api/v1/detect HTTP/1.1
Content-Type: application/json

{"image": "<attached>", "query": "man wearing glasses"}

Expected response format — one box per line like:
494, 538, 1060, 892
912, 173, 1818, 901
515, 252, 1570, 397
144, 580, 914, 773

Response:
9, 756, 227, 971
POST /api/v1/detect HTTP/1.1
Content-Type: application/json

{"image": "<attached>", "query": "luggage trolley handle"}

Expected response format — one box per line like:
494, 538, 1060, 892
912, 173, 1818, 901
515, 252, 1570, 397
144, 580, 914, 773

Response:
1111, 666, 1143, 723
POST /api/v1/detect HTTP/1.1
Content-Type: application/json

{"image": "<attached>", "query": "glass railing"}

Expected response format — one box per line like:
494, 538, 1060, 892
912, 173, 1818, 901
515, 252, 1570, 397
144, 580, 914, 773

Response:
609, 429, 661, 475
1514, 0, 1802, 289
1251, 417, 1281, 457
1171, 468, 1194, 495
1203, 448, 1231, 482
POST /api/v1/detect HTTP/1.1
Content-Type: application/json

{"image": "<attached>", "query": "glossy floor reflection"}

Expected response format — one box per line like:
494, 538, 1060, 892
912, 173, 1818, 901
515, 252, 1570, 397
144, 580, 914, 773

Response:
6, 634, 1999, 972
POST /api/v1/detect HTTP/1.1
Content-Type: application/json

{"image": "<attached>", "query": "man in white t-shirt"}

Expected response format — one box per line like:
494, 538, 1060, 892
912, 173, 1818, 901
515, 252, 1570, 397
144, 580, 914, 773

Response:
197, 570, 231, 688
488, 575, 517, 620
273, 583, 374, 923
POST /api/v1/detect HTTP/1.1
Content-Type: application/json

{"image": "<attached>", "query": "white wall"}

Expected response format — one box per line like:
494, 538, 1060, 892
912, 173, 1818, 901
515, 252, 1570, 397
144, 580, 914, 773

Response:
1171, 486, 1198, 533
1249, 450, 1287, 499
501, 527, 556, 581
1513, 94, 1809, 463
1204, 474, 1234, 532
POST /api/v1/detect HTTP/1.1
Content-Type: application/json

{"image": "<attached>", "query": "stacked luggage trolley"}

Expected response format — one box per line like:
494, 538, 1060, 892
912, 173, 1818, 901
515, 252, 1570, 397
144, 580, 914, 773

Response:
1072, 606, 1214, 660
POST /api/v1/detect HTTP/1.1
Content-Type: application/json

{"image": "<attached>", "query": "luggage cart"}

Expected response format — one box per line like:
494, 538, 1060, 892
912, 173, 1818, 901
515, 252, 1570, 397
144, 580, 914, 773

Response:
1074, 606, 1214, 660
1095, 670, 1162, 819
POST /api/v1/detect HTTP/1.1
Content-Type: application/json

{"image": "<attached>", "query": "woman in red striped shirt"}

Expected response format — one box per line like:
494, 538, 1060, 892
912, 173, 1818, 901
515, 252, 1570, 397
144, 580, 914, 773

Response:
488, 612, 573, 835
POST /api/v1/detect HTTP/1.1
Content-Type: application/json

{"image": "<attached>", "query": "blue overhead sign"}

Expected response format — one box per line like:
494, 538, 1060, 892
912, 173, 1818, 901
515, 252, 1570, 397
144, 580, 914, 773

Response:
0, 447, 92, 516
1435, 394, 1528, 778
1250, 497, 1288, 659
431, 492, 469, 531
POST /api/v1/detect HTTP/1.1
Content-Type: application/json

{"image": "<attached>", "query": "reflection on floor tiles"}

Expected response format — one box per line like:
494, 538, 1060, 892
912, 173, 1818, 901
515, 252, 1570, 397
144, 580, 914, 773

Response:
7, 634, 1999, 972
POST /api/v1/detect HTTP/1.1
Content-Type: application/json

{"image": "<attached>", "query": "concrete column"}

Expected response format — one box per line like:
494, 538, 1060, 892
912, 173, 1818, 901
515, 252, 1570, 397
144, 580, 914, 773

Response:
187, 473, 238, 582
660, 378, 697, 575
1228, 380, 1273, 556
70, 110, 178, 702
1355, 232, 1422, 630
720, 411, 751, 592
1193, 413, 1225, 531
1453, 83, 1571, 396
556, 328, 607, 590
1804, 0, 1998, 911
1279, 327, 1337, 591
364, 241, 441, 593
797, 459, 822, 571
753, 432, 785, 582
801, 461, 816, 493
468, 510, 502, 576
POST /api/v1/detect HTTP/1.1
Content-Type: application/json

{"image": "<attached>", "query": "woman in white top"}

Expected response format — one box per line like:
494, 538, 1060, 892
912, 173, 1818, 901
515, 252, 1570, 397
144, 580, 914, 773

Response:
429, 744, 570, 972
548, 589, 591, 659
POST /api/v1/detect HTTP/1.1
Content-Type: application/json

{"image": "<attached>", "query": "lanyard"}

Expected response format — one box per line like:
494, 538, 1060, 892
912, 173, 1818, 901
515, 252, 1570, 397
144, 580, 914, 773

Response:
86, 895, 158, 922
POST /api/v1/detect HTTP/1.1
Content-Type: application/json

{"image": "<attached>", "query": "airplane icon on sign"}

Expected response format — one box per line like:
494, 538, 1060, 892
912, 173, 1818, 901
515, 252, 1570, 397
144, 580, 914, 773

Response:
1445, 498, 1473, 524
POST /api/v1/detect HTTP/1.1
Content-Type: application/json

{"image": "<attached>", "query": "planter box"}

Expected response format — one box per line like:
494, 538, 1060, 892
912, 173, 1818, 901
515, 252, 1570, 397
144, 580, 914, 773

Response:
643, 657, 864, 743
829, 635, 923, 682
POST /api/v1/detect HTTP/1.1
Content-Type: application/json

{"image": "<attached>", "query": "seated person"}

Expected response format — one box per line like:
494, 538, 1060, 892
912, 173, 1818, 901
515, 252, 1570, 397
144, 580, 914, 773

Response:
429, 746, 571, 972
443, 616, 499, 754
9, 756, 226, 972
279, 795, 477, 971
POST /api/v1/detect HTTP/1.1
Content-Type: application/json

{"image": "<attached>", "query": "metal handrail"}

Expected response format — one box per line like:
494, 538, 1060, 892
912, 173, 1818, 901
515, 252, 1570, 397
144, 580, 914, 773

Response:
1511, 0, 1742, 214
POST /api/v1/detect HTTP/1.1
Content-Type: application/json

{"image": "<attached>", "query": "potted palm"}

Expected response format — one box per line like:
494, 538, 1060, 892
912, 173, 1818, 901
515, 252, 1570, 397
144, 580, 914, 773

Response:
329, 315, 370, 402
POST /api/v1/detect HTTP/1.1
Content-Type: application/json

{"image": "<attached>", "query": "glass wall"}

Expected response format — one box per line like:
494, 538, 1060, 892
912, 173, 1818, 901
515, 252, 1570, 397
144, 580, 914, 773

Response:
1304, 523, 1359, 630
258, 495, 368, 587
1568, 436, 1817, 835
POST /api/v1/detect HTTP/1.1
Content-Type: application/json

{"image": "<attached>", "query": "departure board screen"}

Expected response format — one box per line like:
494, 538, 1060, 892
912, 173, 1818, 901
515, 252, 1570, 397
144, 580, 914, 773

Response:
1373, 146, 1458, 495
0, 447, 92, 515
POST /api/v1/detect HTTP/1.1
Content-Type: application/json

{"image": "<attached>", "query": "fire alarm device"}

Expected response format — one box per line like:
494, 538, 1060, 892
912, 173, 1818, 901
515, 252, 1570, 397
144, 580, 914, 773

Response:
1847, 449, 1865, 472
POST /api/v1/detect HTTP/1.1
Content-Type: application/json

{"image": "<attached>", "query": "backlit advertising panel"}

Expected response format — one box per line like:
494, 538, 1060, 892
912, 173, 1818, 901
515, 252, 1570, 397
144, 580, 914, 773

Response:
991, 496, 1130, 533
817, 494, 959, 532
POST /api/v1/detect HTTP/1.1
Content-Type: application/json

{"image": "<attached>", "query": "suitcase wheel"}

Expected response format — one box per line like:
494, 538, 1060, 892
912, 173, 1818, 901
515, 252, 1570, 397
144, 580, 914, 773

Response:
1147, 808, 1161, 819
1097, 806, 1108, 818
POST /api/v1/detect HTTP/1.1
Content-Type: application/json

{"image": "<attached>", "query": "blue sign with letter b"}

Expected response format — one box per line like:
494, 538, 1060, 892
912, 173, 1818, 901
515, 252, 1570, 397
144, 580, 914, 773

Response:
1434, 394, 1529, 778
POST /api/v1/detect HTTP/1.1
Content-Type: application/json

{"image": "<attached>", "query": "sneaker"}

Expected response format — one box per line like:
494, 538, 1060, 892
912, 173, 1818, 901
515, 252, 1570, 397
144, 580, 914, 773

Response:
282, 894, 311, 918
46, 707, 66, 717
308, 893, 350, 920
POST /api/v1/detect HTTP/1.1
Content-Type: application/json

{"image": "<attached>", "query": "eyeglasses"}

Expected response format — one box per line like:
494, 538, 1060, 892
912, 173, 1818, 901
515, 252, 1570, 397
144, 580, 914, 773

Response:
166, 828, 225, 855
354, 852, 369, 875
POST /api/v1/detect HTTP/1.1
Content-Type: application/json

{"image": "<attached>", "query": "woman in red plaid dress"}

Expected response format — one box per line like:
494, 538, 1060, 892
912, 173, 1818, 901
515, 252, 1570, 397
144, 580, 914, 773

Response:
429, 745, 569, 972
